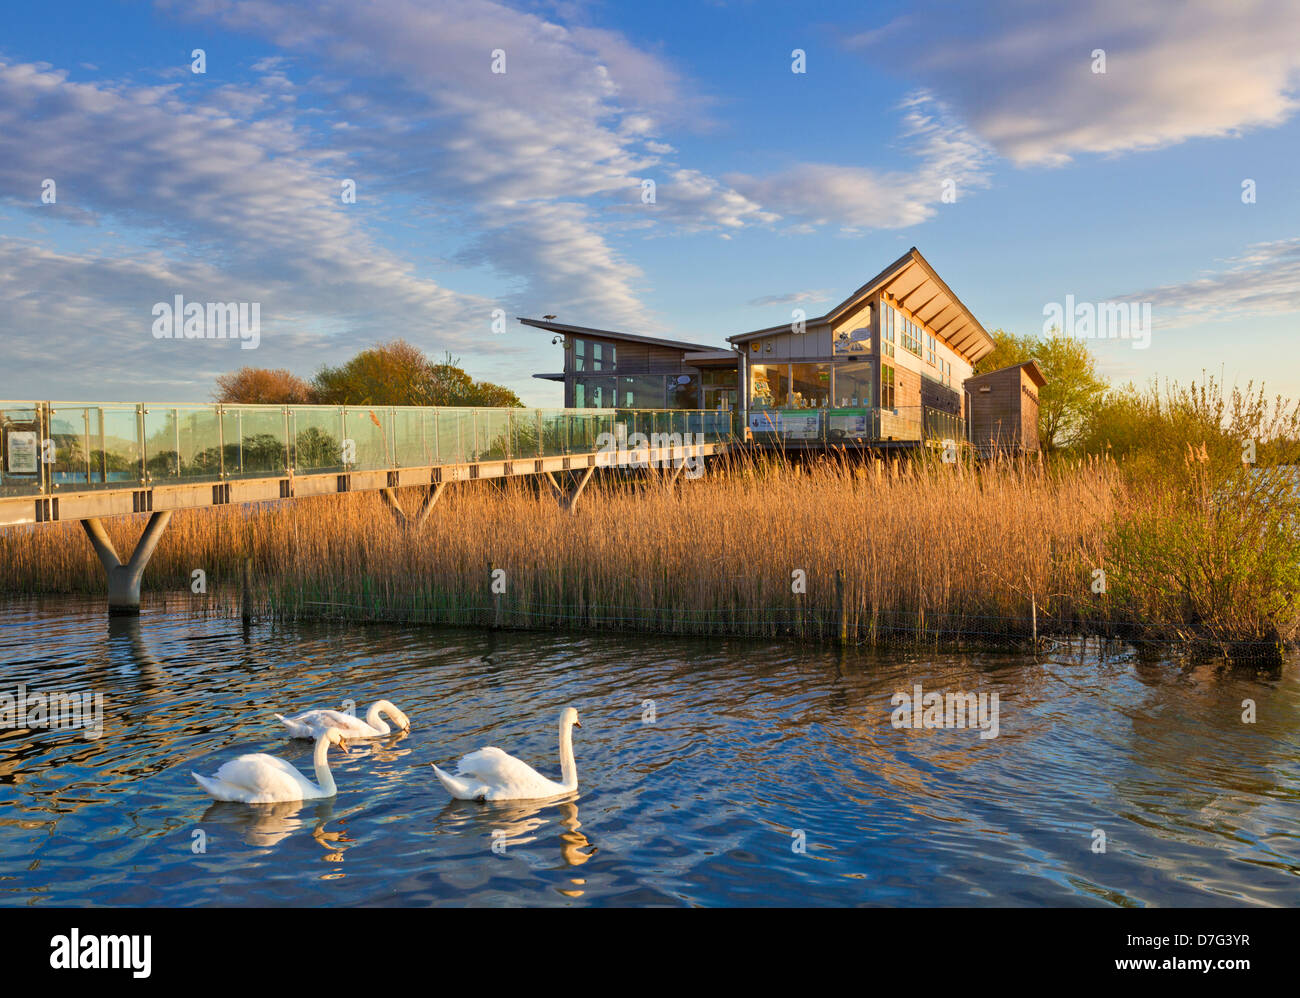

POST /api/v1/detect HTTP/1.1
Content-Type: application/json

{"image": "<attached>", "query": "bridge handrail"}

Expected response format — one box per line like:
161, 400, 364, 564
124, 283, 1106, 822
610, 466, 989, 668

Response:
0, 402, 739, 498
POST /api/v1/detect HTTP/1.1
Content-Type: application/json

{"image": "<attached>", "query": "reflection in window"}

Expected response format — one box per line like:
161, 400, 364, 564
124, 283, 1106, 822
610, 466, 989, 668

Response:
668, 374, 700, 409
620, 375, 666, 408
572, 338, 616, 373
881, 364, 896, 410
749, 364, 785, 410
833, 365, 873, 408
574, 376, 616, 408
789, 363, 831, 408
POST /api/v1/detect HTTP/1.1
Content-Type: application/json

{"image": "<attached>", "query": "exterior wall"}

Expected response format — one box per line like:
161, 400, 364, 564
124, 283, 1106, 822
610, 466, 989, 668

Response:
920, 376, 961, 415
562, 334, 714, 408
1019, 370, 1040, 452
965, 366, 1041, 453
870, 293, 973, 415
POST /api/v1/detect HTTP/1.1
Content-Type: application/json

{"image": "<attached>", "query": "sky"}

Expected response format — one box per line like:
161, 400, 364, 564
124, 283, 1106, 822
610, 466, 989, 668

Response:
2, 0, 1298, 406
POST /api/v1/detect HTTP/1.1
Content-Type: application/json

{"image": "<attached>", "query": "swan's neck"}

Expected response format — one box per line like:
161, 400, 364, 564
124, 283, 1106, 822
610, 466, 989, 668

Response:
364, 702, 389, 733
312, 734, 337, 796
558, 720, 577, 791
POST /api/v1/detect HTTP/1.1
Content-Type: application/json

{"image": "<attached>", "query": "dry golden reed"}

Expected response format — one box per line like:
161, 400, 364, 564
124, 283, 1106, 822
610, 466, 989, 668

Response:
0, 453, 1124, 647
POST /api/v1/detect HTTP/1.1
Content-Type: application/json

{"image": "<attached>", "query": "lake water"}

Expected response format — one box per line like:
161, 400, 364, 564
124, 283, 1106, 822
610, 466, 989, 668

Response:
1, 596, 1297, 907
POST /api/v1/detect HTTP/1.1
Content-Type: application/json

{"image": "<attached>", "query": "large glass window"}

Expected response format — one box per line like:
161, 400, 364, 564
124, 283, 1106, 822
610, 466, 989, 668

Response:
881, 364, 896, 410
900, 317, 921, 357
574, 376, 615, 408
668, 374, 700, 409
573, 338, 616, 373
882, 305, 897, 357
789, 363, 831, 408
749, 363, 785, 410
833, 364, 873, 408
621, 375, 666, 408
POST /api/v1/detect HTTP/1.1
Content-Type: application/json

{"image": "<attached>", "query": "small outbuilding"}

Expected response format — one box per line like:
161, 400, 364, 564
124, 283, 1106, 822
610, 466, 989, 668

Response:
962, 360, 1045, 455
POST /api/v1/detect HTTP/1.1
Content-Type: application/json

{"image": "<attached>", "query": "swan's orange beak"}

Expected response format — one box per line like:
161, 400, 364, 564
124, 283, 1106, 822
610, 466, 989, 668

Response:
338, 739, 350, 755
574, 721, 582, 728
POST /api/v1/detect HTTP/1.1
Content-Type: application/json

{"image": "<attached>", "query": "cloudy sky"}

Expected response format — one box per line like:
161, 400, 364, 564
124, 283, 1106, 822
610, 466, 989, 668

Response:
3, 0, 1299, 404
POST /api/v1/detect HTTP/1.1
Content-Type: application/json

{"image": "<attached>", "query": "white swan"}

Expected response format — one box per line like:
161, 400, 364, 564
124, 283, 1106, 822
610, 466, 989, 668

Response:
432, 707, 581, 802
192, 728, 350, 803
275, 699, 410, 739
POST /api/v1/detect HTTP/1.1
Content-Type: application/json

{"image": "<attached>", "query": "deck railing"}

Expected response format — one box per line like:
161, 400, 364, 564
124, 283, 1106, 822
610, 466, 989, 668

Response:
0, 402, 739, 498
747, 405, 966, 447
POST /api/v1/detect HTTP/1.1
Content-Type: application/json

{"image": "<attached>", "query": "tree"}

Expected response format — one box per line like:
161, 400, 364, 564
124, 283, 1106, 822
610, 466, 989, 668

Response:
424, 352, 523, 407
974, 328, 1107, 450
312, 340, 434, 405
309, 341, 522, 408
213, 367, 315, 404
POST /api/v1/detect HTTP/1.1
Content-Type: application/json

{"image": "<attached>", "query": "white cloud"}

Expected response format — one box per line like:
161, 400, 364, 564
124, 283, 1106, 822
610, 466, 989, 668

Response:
747, 290, 831, 308
1116, 239, 1300, 329
726, 93, 992, 230
850, 0, 1300, 166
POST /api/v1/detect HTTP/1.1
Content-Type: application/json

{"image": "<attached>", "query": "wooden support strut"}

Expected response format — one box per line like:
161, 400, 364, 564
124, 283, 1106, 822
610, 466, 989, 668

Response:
81, 510, 173, 616
380, 482, 447, 529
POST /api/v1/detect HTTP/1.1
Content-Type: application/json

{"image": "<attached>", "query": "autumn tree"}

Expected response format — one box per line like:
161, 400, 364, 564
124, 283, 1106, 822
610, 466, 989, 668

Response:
213, 367, 316, 404
310, 341, 522, 407
214, 341, 523, 408
312, 340, 435, 405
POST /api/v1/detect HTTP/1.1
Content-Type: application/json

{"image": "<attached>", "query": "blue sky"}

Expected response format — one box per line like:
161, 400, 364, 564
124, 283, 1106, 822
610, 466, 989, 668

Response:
2, 0, 1298, 405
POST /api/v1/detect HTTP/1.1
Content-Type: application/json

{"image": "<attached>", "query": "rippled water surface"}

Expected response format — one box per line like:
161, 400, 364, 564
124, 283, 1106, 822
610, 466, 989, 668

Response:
1, 596, 1297, 906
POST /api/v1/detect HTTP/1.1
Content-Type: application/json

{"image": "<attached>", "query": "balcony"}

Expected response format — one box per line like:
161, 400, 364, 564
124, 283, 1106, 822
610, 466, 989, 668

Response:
746, 405, 966, 447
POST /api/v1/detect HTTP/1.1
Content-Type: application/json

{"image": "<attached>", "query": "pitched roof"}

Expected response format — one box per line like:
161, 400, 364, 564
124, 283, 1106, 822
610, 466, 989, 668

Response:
726, 247, 995, 363
965, 359, 1047, 387
518, 317, 720, 354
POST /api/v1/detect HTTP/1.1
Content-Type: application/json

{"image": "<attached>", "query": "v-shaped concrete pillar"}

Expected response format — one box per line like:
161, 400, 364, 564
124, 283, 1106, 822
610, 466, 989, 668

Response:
543, 466, 595, 513
380, 482, 446, 529
81, 511, 173, 615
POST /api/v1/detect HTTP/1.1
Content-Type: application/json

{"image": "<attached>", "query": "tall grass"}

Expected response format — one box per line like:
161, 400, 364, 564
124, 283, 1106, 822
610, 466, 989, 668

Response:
0, 452, 1118, 645
2, 379, 1296, 665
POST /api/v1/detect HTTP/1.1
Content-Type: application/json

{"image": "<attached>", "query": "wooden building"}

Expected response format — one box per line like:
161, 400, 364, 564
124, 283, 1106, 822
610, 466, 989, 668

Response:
524, 246, 1042, 452
521, 318, 738, 412
725, 247, 994, 445
963, 360, 1045, 455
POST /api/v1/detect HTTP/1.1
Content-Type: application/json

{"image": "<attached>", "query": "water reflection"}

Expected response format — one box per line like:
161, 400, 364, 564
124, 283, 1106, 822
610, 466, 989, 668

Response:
0, 595, 1295, 907
200, 798, 356, 861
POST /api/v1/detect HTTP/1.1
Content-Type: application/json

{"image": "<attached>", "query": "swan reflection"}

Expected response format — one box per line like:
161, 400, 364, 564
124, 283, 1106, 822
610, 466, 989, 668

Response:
442, 795, 595, 869
198, 797, 357, 863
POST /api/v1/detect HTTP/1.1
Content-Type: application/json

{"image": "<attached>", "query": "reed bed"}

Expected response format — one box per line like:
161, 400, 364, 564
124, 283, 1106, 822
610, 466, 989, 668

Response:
0, 452, 1128, 648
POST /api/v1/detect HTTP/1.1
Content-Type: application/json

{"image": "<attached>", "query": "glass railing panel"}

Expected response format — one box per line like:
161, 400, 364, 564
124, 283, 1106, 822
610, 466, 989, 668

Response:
476, 408, 511, 460
230, 406, 288, 477
141, 405, 222, 484
96, 405, 145, 487
540, 411, 568, 456
341, 407, 393, 471
0, 403, 46, 496
437, 410, 474, 464
44, 404, 91, 492
292, 406, 345, 473
390, 407, 432, 467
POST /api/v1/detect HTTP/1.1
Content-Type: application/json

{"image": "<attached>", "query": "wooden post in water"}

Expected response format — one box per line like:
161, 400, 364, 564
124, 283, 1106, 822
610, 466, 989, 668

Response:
1031, 593, 1038, 652
835, 569, 848, 647
241, 557, 252, 625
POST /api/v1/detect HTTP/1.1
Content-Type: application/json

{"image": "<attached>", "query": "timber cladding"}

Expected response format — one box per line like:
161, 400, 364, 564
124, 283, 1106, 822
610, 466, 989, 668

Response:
964, 363, 1042, 454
